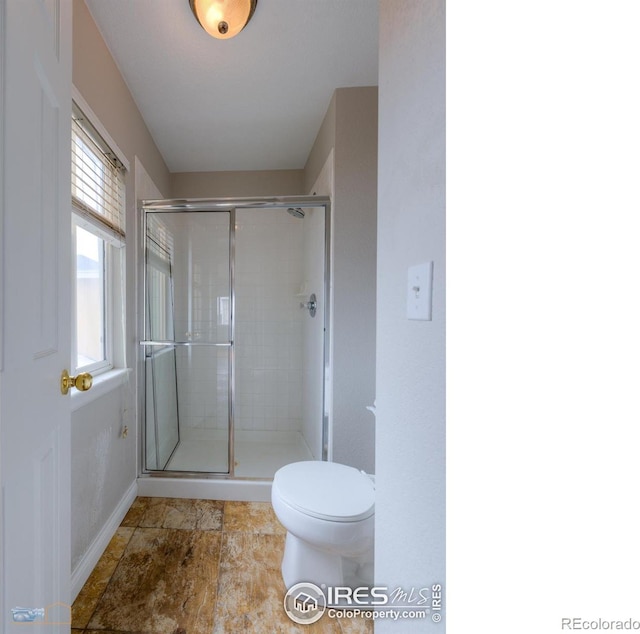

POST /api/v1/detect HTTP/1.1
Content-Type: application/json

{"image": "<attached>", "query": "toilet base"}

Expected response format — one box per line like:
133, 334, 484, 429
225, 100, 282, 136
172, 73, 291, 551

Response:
342, 555, 374, 589
281, 532, 343, 589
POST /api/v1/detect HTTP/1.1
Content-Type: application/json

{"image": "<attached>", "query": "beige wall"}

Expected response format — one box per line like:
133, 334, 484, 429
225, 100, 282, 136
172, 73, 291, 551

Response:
304, 94, 336, 194
71, 0, 170, 591
72, 0, 170, 196
171, 170, 304, 198
305, 86, 378, 473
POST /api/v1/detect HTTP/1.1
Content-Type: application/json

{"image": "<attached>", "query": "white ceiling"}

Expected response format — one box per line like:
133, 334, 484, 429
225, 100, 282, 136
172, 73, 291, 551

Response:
85, 0, 379, 173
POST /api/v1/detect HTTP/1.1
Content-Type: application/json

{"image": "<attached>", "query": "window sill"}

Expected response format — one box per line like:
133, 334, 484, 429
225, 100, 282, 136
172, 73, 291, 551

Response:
70, 367, 132, 412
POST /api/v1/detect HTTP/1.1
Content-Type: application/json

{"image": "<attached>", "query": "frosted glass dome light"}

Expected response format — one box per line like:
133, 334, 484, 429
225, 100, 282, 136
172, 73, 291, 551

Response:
189, 0, 258, 40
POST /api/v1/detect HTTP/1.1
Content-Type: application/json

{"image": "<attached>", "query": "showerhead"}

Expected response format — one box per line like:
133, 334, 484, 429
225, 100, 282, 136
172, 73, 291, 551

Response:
286, 207, 305, 219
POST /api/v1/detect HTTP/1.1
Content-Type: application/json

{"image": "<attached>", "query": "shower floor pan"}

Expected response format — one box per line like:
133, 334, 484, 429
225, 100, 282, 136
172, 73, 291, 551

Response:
164, 428, 313, 478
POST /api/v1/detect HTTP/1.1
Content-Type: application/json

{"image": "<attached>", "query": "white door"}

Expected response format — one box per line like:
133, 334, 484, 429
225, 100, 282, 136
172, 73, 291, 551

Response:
1, 0, 72, 631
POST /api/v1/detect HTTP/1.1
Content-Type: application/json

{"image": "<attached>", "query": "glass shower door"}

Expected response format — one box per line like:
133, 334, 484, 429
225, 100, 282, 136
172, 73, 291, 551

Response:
145, 214, 179, 470
143, 210, 233, 474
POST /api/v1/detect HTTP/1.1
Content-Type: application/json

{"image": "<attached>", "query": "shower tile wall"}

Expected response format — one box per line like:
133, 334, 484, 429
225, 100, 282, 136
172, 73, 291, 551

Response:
235, 210, 304, 433
170, 210, 304, 434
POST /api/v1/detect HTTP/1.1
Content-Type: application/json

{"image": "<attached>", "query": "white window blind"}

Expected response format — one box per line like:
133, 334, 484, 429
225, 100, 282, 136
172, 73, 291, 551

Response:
71, 106, 125, 243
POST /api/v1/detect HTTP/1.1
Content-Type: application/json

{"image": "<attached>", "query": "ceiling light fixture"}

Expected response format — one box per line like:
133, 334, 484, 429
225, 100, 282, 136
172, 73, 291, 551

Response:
189, 0, 257, 40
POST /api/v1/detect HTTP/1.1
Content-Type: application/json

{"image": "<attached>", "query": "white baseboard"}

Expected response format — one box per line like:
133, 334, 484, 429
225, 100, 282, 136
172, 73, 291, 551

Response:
71, 480, 138, 601
136, 476, 271, 502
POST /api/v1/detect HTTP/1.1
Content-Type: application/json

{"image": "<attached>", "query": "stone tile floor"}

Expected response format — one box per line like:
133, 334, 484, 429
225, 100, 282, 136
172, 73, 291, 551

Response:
72, 497, 372, 634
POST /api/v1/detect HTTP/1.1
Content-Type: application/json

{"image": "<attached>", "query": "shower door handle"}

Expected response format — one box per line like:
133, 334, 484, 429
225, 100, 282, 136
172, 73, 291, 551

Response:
140, 341, 233, 347
140, 339, 233, 348
299, 293, 317, 318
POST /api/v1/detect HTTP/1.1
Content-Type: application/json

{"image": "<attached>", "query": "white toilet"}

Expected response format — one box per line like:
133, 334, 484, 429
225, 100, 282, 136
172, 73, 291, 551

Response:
271, 461, 375, 589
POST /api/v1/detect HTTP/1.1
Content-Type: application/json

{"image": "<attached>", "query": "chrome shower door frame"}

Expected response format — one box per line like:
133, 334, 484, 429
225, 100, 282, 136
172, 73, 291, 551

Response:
139, 196, 331, 479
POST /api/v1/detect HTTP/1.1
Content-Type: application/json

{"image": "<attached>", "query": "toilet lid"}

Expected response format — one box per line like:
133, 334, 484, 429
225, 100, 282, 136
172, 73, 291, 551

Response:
273, 461, 375, 522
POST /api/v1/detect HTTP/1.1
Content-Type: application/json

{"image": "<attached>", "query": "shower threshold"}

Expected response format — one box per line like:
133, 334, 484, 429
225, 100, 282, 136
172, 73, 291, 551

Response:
164, 429, 313, 479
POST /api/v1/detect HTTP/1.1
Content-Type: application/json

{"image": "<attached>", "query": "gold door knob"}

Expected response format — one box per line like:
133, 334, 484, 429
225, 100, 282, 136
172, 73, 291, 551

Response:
60, 369, 93, 395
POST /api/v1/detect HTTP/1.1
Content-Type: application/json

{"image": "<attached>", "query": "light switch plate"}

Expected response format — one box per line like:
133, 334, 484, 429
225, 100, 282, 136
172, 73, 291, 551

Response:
407, 262, 433, 320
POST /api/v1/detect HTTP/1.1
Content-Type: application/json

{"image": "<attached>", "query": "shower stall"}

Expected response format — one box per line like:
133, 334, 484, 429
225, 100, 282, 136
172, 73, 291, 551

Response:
140, 197, 330, 480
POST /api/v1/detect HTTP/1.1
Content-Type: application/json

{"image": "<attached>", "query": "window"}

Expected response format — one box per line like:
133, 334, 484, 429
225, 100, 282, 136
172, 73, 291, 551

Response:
71, 101, 126, 375
75, 225, 106, 369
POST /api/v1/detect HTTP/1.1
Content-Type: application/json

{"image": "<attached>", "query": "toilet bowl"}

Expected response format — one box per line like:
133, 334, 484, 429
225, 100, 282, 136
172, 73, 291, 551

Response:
271, 461, 375, 589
